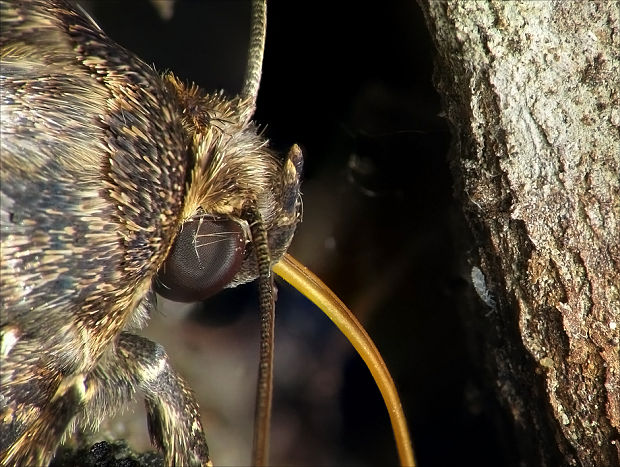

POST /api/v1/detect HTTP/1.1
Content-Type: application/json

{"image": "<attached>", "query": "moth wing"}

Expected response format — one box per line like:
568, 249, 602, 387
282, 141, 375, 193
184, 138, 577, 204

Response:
0, 0, 187, 451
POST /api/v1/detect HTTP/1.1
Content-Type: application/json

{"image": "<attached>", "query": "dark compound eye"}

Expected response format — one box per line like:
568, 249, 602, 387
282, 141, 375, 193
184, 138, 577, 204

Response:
155, 217, 246, 302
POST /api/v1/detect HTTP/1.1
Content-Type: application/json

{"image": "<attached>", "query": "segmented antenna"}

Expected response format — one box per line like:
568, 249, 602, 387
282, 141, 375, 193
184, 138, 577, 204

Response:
243, 204, 275, 467
240, 0, 267, 120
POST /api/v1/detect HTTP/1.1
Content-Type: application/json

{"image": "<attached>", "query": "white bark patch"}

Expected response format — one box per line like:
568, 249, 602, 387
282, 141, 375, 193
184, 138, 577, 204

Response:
471, 266, 496, 309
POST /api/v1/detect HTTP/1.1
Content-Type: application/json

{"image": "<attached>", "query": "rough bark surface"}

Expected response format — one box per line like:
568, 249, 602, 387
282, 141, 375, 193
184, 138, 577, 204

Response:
416, 2, 619, 466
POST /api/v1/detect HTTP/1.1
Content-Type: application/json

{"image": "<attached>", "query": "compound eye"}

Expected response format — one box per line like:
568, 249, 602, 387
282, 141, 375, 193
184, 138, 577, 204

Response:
155, 217, 246, 302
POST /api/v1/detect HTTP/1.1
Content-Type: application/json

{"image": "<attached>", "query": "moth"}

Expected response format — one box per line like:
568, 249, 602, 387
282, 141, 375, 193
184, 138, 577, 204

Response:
0, 0, 414, 466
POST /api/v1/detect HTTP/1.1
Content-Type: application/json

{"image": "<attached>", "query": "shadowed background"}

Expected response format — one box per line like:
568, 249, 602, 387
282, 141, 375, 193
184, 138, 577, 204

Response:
80, 1, 510, 465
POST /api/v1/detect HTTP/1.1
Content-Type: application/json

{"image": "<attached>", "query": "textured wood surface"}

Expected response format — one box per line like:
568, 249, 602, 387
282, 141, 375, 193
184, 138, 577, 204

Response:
416, 2, 620, 466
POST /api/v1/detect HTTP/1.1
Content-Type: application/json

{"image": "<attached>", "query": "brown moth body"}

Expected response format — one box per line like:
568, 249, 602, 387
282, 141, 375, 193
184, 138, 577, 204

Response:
0, 0, 302, 465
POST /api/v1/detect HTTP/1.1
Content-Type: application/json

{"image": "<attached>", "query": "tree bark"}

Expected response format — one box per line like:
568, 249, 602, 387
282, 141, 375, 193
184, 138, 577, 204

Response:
416, 2, 619, 466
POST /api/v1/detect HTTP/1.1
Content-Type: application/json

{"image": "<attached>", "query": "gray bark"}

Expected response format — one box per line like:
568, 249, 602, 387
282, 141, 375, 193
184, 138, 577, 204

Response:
416, 2, 620, 466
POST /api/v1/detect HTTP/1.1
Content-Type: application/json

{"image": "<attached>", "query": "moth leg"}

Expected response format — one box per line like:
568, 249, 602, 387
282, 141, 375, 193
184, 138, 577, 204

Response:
0, 373, 86, 467
81, 332, 211, 467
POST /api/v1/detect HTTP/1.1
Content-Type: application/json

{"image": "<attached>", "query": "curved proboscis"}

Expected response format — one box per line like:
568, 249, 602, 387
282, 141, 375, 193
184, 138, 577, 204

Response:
273, 254, 416, 467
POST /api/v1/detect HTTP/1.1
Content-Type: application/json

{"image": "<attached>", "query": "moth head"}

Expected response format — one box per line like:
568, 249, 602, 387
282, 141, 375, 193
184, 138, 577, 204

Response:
155, 77, 302, 302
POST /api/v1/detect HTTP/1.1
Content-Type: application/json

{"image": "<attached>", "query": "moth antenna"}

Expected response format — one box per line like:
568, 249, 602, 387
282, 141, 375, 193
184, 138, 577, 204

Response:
239, 0, 267, 122
244, 205, 275, 467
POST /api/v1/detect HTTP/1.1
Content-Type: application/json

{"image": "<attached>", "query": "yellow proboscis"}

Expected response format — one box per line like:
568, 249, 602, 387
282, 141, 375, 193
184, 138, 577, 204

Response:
273, 254, 416, 467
